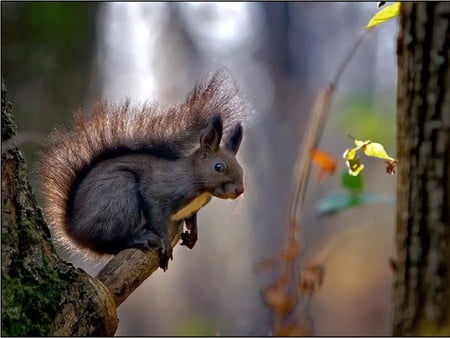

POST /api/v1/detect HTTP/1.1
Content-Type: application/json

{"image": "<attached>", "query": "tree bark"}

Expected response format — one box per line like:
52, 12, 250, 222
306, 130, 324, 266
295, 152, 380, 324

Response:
1, 78, 187, 335
1, 81, 117, 336
97, 222, 183, 307
394, 2, 450, 335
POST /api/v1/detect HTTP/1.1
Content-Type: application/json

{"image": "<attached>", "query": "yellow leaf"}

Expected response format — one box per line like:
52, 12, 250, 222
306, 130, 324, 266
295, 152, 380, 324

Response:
343, 147, 357, 160
346, 158, 364, 176
365, 2, 401, 29
343, 145, 365, 176
343, 137, 397, 176
354, 139, 370, 148
361, 142, 395, 161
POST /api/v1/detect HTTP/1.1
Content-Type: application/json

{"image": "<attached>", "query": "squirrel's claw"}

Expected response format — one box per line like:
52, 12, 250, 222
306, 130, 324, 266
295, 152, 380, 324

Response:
124, 228, 173, 271
159, 238, 173, 271
181, 214, 198, 249
159, 249, 173, 271
180, 231, 197, 249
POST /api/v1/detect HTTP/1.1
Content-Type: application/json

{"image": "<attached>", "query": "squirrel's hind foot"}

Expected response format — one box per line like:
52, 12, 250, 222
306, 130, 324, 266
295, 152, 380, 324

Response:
124, 229, 173, 271
124, 228, 162, 249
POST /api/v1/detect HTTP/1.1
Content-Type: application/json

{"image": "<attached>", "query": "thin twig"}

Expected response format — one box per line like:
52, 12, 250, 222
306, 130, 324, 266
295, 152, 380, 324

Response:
270, 28, 374, 333
288, 28, 373, 236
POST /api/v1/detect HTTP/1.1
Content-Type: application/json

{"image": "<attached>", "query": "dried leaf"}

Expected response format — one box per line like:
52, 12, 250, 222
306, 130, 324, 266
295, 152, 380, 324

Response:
261, 285, 296, 316
298, 264, 325, 294
385, 159, 398, 174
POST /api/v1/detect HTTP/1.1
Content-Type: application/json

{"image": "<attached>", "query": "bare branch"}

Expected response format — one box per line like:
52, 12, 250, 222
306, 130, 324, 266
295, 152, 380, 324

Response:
97, 221, 184, 307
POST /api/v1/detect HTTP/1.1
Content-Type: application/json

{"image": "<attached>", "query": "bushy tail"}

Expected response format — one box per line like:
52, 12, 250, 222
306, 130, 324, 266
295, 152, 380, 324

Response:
37, 67, 247, 256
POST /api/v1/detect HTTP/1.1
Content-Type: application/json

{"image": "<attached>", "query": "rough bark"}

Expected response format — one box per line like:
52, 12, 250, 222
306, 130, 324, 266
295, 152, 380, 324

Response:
97, 222, 183, 307
1, 81, 117, 336
394, 2, 450, 335
1, 77, 189, 334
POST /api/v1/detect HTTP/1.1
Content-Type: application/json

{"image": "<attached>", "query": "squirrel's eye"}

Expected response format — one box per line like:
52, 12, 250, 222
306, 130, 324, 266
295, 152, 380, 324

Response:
215, 163, 225, 172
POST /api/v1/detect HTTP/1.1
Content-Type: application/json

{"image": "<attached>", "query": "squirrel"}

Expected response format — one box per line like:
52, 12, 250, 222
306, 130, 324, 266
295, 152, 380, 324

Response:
37, 68, 246, 271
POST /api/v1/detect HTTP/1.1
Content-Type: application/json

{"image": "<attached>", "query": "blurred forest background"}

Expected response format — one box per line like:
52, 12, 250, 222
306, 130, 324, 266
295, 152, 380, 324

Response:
2, 2, 398, 335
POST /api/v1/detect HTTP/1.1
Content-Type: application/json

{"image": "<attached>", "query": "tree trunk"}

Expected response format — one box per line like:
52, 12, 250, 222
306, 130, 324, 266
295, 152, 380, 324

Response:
394, 2, 450, 335
1, 81, 118, 336
1, 78, 185, 335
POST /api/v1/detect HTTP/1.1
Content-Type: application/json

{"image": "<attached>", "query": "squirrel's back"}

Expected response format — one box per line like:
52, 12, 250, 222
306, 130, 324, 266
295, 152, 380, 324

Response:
38, 68, 247, 256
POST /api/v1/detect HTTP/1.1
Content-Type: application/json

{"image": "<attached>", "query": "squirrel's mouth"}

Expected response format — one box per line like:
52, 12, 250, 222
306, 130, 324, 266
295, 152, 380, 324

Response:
215, 184, 244, 199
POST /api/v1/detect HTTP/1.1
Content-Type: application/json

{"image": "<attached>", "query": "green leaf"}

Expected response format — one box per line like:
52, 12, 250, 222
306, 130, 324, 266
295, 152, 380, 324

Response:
365, 2, 401, 29
341, 171, 364, 193
317, 193, 360, 215
317, 192, 395, 216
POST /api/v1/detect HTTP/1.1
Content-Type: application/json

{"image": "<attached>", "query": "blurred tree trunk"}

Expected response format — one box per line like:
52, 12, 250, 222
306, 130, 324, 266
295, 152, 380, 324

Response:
1, 81, 117, 336
394, 2, 450, 335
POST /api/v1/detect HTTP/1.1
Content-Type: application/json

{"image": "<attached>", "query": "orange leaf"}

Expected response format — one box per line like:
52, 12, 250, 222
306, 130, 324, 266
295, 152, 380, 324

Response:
311, 149, 337, 180
298, 264, 325, 294
261, 284, 296, 316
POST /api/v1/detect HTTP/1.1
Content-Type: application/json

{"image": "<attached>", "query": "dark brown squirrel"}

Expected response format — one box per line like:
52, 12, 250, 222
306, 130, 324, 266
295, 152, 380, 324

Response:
38, 69, 246, 271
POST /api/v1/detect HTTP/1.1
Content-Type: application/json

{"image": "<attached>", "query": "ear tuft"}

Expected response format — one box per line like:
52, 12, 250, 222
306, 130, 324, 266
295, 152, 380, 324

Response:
224, 123, 243, 155
200, 114, 223, 151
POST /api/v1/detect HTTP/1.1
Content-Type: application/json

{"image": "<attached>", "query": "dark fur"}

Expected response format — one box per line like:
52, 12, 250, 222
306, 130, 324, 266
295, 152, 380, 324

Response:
38, 69, 246, 269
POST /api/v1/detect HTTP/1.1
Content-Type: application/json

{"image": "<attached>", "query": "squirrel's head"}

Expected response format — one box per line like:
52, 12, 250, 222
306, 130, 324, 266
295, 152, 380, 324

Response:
193, 114, 244, 199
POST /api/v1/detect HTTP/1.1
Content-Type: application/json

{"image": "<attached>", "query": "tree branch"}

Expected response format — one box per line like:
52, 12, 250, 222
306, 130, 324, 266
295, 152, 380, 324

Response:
97, 221, 184, 307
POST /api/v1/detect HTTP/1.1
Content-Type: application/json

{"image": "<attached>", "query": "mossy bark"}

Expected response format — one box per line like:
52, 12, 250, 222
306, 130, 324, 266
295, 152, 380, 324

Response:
1, 80, 118, 336
394, 2, 450, 335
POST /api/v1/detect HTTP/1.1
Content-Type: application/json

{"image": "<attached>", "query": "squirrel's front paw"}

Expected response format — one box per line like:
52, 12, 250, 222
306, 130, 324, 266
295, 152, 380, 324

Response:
180, 230, 197, 249
159, 238, 173, 271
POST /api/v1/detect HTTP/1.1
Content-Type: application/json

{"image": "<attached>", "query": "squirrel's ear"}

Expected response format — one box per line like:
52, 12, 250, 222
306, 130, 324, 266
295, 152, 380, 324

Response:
200, 114, 223, 151
224, 123, 243, 155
